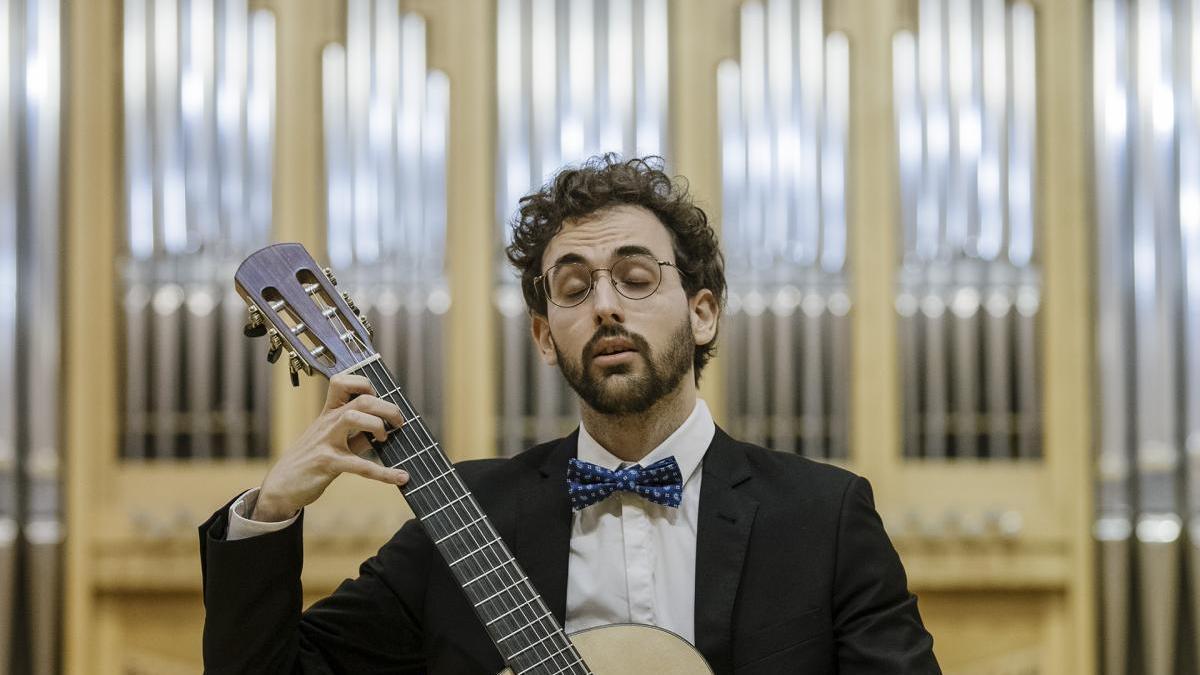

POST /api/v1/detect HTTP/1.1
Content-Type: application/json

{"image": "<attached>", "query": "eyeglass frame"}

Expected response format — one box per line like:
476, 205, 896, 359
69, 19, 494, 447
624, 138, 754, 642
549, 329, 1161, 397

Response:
534, 253, 687, 309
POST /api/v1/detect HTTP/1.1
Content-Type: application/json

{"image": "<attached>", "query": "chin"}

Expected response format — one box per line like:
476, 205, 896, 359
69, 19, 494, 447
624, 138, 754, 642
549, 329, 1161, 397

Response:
589, 378, 661, 413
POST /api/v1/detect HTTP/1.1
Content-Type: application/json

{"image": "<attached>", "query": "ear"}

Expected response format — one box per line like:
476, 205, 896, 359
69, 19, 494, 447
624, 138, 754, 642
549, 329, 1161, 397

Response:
529, 311, 559, 366
688, 289, 720, 347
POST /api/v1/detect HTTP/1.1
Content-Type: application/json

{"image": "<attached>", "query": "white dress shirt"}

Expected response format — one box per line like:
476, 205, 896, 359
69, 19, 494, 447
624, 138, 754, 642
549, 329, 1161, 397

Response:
564, 398, 713, 644
226, 487, 298, 540
225, 399, 716, 646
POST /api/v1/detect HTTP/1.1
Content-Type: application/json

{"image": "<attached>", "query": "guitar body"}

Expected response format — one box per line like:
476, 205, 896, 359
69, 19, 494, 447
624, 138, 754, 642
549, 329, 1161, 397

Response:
497, 623, 713, 674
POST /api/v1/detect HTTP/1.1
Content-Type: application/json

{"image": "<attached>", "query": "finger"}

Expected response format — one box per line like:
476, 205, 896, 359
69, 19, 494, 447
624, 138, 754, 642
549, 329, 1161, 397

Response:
324, 374, 374, 412
347, 430, 375, 455
335, 454, 410, 486
334, 409, 388, 445
346, 395, 406, 430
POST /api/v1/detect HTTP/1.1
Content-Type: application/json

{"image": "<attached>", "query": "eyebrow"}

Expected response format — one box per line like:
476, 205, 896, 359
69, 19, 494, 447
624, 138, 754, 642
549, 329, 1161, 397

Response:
549, 244, 659, 268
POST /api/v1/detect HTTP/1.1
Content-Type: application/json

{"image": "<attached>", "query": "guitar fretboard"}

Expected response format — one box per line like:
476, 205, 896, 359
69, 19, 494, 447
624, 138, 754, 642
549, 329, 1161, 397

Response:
349, 354, 590, 675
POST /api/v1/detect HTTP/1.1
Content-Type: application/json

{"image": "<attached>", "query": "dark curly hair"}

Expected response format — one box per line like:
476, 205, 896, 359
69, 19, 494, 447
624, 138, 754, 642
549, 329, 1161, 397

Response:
505, 154, 726, 381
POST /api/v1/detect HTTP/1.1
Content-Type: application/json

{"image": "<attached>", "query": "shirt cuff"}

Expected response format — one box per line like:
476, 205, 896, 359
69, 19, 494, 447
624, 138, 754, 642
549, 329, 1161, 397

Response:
226, 487, 300, 541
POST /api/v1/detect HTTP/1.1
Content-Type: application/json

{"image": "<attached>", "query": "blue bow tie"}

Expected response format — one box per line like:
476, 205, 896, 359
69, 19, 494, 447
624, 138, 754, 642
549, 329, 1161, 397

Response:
566, 456, 684, 511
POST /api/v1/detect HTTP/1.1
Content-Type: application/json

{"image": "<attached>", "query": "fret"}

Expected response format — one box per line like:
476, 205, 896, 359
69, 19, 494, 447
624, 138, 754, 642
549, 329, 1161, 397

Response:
507, 628, 561, 659
405, 467, 454, 495
338, 352, 381, 376
421, 492, 469, 520
497, 611, 553, 642
433, 514, 487, 544
530, 644, 580, 673
485, 595, 541, 626
548, 657, 587, 675
375, 384, 406, 400
449, 537, 501, 566
473, 576, 529, 608
464, 558, 518, 587
389, 442, 437, 468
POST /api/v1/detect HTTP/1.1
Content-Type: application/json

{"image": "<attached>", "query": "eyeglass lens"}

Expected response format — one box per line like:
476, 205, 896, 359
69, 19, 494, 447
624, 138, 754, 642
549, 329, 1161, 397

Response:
546, 254, 662, 306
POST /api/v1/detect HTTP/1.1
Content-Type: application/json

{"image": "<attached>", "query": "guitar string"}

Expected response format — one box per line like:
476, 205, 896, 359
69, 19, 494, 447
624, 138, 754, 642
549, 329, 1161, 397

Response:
312, 289, 587, 674
342, 331, 587, 675
337, 321, 586, 675
312, 292, 577, 674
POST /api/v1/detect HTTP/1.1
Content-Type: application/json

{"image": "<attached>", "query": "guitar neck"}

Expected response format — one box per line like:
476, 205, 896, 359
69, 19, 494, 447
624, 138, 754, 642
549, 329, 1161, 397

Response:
350, 354, 586, 674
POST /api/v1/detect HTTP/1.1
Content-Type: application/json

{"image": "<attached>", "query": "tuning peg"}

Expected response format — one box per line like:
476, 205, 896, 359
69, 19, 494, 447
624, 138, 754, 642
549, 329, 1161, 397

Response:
266, 328, 284, 363
340, 291, 360, 315
287, 351, 304, 386
361, 316, 374, 337
323, 267, 338, 286
243, 305, 267, 337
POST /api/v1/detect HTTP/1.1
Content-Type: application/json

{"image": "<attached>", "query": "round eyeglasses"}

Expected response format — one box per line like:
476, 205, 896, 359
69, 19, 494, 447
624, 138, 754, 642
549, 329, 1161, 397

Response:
535, 253, 685, 308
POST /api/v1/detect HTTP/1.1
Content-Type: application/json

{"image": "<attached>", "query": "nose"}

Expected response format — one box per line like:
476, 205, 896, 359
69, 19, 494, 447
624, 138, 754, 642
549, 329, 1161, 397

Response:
589, 270, 625, 327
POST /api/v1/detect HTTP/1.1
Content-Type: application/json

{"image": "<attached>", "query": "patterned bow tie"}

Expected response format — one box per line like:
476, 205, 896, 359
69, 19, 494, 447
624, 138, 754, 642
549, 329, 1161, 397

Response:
566, 456, 684, 511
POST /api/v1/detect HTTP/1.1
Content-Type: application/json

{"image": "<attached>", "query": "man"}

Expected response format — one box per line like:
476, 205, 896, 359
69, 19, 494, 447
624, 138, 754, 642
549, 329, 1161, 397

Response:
200, 155, 939, 673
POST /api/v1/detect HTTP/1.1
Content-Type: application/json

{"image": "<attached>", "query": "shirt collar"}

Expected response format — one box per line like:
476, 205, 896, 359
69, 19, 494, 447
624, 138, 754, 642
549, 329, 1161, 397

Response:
576, 398, 714, 485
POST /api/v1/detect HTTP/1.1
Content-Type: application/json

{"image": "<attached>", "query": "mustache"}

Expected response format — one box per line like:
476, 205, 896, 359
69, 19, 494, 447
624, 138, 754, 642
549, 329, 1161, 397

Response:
583, 325, 651, 362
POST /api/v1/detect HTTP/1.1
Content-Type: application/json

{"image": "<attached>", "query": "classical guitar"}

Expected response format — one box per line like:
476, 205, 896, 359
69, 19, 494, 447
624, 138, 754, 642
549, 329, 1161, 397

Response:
235, 243, 712, 674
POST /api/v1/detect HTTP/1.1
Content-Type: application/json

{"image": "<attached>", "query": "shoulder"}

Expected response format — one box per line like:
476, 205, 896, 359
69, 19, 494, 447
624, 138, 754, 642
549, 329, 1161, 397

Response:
716, 434, 892, 555
714, 429, 866, 505
450, 435, 567, 491
440, 437, 569, 535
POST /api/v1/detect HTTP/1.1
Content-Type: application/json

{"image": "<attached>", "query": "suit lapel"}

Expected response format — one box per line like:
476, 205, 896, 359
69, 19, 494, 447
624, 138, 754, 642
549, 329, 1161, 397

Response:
694, 428, 758, 672
508, 425, 760, 672
514, 431, 578, 626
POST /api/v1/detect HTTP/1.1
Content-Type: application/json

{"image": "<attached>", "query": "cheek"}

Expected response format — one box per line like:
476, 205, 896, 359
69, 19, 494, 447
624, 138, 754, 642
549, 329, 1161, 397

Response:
630, 301, 688, 338
548, 313, 591, 348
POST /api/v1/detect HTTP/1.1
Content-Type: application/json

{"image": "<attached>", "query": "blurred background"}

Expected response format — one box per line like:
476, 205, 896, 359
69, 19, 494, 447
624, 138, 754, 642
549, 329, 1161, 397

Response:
1, 0, 1196, 672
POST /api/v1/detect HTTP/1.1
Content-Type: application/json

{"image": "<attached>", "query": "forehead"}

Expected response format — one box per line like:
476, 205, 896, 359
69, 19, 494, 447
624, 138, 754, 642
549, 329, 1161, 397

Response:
542, 204, 675, 267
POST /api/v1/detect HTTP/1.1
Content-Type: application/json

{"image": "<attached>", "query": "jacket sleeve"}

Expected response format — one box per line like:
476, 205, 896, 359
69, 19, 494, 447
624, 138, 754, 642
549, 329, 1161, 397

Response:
832, 477, 941, 674
199, 495, 432, 674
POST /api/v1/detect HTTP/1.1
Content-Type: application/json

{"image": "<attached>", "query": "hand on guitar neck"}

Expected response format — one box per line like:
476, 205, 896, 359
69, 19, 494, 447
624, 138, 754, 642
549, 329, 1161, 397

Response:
252, 373, 411, 522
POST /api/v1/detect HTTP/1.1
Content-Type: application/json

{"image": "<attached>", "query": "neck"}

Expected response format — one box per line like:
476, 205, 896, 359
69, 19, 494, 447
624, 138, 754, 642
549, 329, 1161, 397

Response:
579, 380, 697, 463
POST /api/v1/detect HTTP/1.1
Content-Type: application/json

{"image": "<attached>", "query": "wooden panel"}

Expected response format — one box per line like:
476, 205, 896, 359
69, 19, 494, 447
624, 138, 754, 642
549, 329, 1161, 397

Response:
63, 0, 122, 671
919, 591, 1056, 674
671, 0, 740, 418
1034, 0, 1096, 668
105, 594, 206, 675
402, 0, 495, 462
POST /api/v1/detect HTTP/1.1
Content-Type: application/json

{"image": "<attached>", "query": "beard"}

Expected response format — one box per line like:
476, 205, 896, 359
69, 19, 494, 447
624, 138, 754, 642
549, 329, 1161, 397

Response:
554, 317, 695, 415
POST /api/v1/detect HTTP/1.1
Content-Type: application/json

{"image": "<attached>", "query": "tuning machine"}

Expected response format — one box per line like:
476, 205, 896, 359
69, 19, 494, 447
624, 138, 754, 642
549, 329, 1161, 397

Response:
287, 350, 312, 387
323, 267, 338, 286
243, 305, 267, 337
265, 328, 284, 364
338, 291, 372, 336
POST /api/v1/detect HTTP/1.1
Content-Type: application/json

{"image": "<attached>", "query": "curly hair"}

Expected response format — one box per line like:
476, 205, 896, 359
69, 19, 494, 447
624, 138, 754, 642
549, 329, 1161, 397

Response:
505, 154, 726, 381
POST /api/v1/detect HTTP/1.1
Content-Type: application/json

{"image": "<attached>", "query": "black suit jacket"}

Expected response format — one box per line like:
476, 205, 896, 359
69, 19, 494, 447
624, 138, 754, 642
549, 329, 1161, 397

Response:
199, 427, 939, 674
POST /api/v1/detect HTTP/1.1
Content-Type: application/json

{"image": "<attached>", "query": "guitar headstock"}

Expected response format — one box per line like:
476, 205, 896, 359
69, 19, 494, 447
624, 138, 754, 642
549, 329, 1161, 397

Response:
234, 243, 376, 384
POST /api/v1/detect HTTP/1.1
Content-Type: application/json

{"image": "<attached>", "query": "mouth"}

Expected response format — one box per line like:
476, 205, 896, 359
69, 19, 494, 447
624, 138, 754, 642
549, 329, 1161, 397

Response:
589, 338, 639, 367
592, 350, 638, 366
